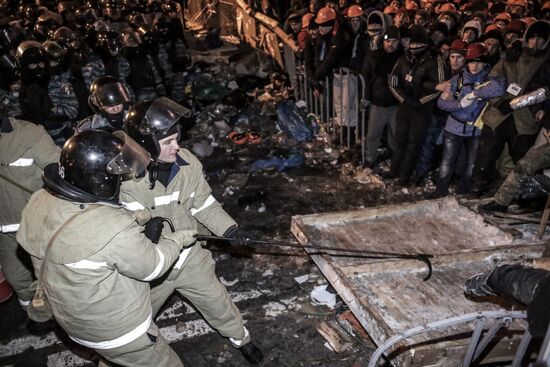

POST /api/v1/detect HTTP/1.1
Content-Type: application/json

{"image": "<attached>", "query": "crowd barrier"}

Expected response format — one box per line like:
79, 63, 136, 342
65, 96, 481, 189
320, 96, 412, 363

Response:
234, 1, 370, 164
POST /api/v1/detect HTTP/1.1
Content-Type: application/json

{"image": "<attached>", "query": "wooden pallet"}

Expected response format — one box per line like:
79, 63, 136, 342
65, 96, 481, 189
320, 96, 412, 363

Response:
291, 197, 546, 366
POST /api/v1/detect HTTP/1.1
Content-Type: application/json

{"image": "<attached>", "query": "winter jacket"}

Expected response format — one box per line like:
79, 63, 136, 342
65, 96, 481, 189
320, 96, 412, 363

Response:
16, 190, 187, 349
389, 49, 446, 112
0, 118, 60, 232
313, 25, 351, 82
120, 149, 236, 278
438, 66, 505, 137
481, 21, 550, 135
362, 46, 402, 107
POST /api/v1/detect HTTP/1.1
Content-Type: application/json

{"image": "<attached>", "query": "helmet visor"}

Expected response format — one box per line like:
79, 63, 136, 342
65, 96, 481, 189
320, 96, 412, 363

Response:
96, 82, 131, 107
140, 97, 192, 135
107, 131, 151, 176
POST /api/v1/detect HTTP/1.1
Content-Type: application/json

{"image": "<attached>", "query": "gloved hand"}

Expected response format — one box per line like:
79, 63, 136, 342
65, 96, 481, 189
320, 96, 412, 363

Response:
164, 229, 198, 248
460, 92, 476, 108
223, 225, 252, 247
496, 99, 513, 115
360, 98, 370, 112
143, 217, 165, 244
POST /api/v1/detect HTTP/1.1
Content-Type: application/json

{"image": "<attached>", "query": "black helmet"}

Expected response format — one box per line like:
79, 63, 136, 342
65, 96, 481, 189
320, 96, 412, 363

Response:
89, 75, 131, 123
16, 40, 50, 83
42, 40, 67, 75
137, 24, 157, 48
43, 130, 151, 202
124, 97, 192, 159
0, 21, 24, 52
161, 1, 178, 15
52, 26, 79, 51
96, 29, 123, 56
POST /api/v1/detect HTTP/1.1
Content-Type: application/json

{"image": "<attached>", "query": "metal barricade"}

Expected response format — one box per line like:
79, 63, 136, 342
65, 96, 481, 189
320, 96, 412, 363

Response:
367, 310, 532, 367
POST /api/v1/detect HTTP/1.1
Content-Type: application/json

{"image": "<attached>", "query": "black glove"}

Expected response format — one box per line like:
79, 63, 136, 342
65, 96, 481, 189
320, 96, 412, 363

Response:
223, 225, 251, 247
496, 99, 513, 115
144, 217, 165, 244
464, 271, 497, 297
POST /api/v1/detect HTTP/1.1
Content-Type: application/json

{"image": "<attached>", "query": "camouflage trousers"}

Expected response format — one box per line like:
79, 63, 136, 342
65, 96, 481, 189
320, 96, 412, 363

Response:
494, 142, 550, 205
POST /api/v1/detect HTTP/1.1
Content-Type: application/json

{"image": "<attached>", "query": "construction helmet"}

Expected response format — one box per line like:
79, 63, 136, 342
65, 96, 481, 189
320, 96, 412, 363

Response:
347, 5, 364, 18
465, 42, 488, 61
302, 13, 315, 28
315, 7, 337, 24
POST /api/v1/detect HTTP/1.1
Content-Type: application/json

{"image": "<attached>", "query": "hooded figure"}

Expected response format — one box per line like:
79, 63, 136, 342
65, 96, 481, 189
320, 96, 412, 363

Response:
366, 10, 390, 52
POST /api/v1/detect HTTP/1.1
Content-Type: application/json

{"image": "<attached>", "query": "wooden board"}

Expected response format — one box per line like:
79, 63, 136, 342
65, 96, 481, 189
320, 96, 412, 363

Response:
291, 197, 546, 366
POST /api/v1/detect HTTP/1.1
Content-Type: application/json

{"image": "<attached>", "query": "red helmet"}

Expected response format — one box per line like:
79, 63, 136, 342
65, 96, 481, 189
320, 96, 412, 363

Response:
450, 38, 468, 55
439, 2, 457, 12
465, 42, 488, 61
346, 4, 363, 18
315, 7, 337, 24
302, 13, 314, 28
494, 12, 512, 23
383, 5, 398, 14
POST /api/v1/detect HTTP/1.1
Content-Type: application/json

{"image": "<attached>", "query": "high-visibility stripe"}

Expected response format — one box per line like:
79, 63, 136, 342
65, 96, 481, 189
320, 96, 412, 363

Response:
8, 158, 33, 167
141, 248, 165, 281
1, 224, 20, 233
189, 191, 195, 198
69, 314, 152, 350
388, 62, 405, 104
122, 201, 146, 211
18, 299, 30, 307
230, 326, 250, 347
65, 260, 108, 270
190, 195, 216, 216
153, 191, 180, 207
174, 247, 193, 270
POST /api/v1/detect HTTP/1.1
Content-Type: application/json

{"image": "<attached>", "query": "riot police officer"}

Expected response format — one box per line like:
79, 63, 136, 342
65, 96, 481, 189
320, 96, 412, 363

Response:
74, 75, 132, 132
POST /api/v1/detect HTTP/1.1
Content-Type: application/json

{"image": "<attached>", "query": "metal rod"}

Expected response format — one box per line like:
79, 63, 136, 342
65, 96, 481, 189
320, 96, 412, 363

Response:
195, 234, 434, 280
511, 329, 532, 367
473, 318, 507, 361
462, 317, 485, 367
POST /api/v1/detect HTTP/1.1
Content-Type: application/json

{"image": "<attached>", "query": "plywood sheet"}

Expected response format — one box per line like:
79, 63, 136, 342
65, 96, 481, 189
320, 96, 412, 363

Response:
291, 197, 545, 365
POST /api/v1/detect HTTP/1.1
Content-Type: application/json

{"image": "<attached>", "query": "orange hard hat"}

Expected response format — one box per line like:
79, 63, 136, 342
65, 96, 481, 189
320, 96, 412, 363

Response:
439, 2, 457, 12
315, 7, 337, 24
509, 0, 528, 7
465, 42, 488, 61
494, 12, 512, 22
347, 4, 364, 18
484, 23, 502, 33
383, 5, 398, 14
302, 13, 314, 28
543, 1, 550, 10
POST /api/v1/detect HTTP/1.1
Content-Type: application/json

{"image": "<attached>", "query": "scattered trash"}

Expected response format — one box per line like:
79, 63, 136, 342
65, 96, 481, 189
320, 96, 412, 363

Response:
262, 269, 274, 277
227, 80, 239, 90
258, 203, 266, 213
219, 277, 239, 287
294, 274, 309, 284
276, 101, 312, 142
250, 153, 304, 172
310, 284, 336, 309
192, 141, 215, 157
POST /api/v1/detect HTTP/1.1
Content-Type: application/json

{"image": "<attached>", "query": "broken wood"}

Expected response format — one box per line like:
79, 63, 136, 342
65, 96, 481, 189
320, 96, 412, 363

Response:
292, 197, 543, 366
317, 320, 353, 353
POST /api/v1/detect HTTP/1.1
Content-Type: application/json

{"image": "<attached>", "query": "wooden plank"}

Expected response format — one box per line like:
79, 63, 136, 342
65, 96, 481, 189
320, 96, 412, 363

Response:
290, 197, 541, 366
316, 320, 353, 353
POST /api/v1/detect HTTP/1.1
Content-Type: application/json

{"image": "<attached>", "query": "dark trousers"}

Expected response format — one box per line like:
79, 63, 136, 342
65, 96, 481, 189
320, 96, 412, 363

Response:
414, 113, 446, 179
391, 106, 431, 184
436, 131, 480, 195
472, 116, 538, 193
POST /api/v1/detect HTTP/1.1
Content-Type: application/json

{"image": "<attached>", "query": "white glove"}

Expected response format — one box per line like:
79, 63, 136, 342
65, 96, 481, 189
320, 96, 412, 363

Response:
460, 92, 476, 108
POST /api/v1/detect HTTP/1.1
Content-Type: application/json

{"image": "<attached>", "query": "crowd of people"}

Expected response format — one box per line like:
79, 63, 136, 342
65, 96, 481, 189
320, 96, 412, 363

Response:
0, 0, 190, 146
0, 0, 549, 365
256, 0, 549, 207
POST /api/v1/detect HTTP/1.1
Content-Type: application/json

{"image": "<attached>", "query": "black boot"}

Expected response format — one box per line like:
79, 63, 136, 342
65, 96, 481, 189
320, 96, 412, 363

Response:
239, 342, 264, 364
